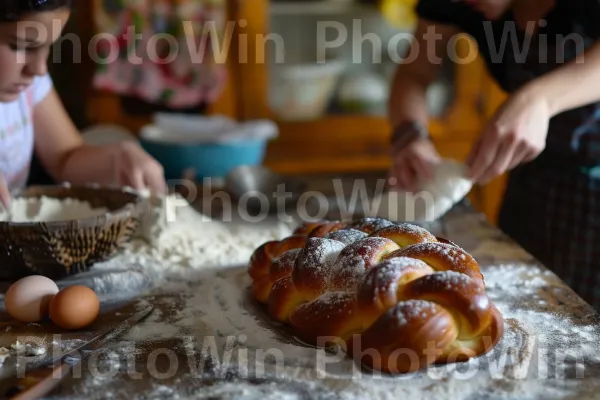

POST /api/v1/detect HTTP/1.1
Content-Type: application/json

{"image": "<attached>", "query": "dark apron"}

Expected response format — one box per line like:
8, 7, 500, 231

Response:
478, 5, 600, 311
498, 152, 600, 311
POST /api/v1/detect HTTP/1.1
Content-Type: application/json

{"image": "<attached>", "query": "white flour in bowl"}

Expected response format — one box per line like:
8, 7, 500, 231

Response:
0, 196, 109, 222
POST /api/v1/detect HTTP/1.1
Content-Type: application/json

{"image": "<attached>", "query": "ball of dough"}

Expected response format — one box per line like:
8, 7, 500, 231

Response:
373, 159, 473, 222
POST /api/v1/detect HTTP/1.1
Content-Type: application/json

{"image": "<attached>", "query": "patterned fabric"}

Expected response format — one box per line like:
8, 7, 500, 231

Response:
415, 0, 600, 311
498, 155, 600, 311
0, 75, 52, 192
92, 0, 227, 109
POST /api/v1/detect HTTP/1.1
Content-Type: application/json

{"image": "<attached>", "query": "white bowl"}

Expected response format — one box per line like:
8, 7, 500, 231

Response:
269, 60, 346, 121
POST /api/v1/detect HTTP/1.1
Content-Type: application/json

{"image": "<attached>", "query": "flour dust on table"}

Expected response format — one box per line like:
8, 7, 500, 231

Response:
51, 194, 600, 400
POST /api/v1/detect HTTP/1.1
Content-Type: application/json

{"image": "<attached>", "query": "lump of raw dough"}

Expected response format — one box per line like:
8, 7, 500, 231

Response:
368, 159, 473, 222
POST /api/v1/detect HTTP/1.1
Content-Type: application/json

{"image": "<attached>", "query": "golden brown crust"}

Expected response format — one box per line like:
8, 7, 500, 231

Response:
292, 238, 345, 299
371, 223, 438, 247
328, 237, 400, 292
293, 222, 324, 236
400, 271, 491, 339
267, 276, 301, 322
248, 241, 280, 281
387, 242, 484, 282
289, 292, 361, 346
270, 248, 300, 282
356, 257, 434, 313
308, 221, 347, 238
247, 218, 504, 374
349, 300, 458, 374
277, 235, 309, 253
248, 237, 307, 303
349, 217, 394, 234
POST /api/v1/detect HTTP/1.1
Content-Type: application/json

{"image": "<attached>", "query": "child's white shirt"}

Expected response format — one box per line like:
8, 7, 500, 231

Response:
0, 74, 52, 192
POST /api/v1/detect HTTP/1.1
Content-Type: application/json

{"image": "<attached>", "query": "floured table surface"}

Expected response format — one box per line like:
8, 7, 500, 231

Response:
2, 196, 600, 400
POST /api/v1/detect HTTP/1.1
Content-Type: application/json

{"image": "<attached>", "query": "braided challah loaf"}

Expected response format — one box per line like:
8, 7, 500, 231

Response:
248, 217, 504, 374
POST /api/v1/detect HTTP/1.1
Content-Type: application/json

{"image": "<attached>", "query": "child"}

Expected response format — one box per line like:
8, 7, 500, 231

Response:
0, 0, 166, 208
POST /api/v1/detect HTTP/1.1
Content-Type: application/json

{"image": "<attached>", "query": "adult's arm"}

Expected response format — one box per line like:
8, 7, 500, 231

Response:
388, 18, 458, 129
387, 18, 459, 190
525, 41, 600, 117
467, 40, 600, 183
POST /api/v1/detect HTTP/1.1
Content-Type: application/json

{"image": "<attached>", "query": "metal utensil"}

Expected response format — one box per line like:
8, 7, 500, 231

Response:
0, 305, 154, 400
224, 165, 307, 213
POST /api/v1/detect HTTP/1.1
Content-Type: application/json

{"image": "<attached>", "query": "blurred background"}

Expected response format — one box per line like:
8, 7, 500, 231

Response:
41, 0, 509, 225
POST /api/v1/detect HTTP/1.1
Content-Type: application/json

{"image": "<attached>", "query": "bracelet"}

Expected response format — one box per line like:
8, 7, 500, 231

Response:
390, 120, 429, 150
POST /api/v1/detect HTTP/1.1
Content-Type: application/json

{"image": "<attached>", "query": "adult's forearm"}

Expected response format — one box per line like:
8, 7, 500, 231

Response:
387, 67, 431, 129
523, 41, 600, 117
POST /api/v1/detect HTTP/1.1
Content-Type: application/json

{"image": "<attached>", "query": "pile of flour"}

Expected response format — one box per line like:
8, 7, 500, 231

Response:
129, 192, 293, 269
80, 191, 295, 296
0, 196, 109, 222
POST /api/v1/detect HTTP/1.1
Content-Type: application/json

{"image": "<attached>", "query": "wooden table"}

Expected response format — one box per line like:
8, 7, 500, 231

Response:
1, 178, 599, 399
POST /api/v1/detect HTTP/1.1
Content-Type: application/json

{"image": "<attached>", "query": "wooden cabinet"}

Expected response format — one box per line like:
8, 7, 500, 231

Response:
229, 0, 509, 224
77, 0, 508, 224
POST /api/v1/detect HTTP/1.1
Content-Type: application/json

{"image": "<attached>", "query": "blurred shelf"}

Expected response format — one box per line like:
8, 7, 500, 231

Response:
264, 114, 480, 175
270, 0, 377, 15
265, 153, 391, 174
270, 114, 481, 141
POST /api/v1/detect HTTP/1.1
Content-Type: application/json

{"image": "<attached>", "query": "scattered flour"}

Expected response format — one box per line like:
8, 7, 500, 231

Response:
85, 192, 295, 296
54, 193, 600, 399
471, 239, 535, 262
0, 196, 109, 222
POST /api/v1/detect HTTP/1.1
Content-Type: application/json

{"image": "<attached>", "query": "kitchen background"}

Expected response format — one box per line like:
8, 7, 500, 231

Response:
44, 0, 509, 225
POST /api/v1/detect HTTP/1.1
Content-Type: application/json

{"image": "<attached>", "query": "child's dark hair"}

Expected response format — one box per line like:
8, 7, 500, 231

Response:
0, 0, 74, 22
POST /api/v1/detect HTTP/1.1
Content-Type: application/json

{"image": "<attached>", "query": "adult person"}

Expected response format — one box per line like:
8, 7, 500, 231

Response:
387, 0, 600, 310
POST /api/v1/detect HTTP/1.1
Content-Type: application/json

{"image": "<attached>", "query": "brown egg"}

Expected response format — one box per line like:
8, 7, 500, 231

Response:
5, 275, 59, 322
49, 285, 100, 330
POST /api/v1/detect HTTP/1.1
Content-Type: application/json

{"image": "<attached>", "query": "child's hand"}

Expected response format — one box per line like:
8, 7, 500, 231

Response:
112, 142, 167, 195
0, 173, 10, 210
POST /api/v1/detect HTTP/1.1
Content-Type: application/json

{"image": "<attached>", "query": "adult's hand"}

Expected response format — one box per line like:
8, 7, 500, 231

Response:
388, 137, 441, 192
466, 91, 550, 184
0, 173, 10, 210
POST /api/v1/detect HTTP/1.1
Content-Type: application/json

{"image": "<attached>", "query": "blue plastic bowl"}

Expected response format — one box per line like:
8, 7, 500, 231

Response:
139, 138, 269, 181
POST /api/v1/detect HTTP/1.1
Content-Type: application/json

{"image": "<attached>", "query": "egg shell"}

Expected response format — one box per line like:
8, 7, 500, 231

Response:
5, 275, 59, 322
49, 285, 100, 330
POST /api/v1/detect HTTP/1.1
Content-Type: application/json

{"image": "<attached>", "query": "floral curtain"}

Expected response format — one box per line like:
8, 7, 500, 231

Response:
92, 0, 227, 109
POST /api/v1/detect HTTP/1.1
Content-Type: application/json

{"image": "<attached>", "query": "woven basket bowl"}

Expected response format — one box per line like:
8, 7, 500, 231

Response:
0, 184, 142, 280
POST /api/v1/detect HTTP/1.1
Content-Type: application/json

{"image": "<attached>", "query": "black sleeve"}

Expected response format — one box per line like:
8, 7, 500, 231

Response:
415, 0, 478, 27
569, 0, 600, 39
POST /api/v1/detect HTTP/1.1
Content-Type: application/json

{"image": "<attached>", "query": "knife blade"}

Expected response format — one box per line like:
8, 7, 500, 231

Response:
0, 305, 154, 400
